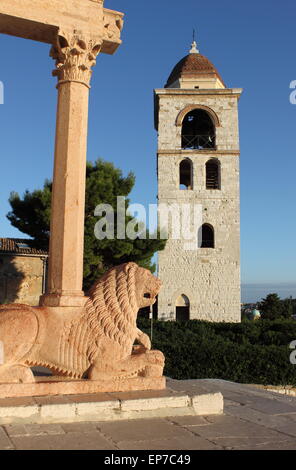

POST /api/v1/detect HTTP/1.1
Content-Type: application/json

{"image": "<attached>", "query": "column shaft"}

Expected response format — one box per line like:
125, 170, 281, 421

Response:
40, 81, 89, 307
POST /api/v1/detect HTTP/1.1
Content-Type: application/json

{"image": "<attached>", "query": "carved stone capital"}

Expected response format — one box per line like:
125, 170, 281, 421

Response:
103, 10, 123, 41
50, 32, 102, 87
102, 8, 124, 54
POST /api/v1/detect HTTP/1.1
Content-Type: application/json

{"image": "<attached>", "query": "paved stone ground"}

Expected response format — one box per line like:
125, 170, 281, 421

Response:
1, 379, 296, 450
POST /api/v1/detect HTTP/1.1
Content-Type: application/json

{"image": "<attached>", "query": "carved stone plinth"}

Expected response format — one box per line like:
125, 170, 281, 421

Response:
0, 376, 166, 399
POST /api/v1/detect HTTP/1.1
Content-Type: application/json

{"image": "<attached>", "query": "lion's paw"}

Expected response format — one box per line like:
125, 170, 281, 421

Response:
139, 333, 151, 350
145, 349, 165, 365
0, 364, 35, 384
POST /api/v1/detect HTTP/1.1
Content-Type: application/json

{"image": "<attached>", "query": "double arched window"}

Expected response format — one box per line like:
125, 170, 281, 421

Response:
179, 158, 221, 191
181, 109, 215, 150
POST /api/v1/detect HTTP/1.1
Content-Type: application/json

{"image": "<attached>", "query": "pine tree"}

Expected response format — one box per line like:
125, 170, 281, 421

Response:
259, 293, 292, 320
7, 159, 166, 289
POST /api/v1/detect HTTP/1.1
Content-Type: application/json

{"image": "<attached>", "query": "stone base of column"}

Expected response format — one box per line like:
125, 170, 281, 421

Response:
0, 379, 225, 426
39, 292, 87, 307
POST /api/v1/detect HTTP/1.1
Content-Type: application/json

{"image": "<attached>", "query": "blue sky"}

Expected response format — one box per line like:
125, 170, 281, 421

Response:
0, 0, 295, 299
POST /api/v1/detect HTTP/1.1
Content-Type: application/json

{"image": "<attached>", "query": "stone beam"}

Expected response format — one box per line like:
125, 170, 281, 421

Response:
0, 0, 123, 54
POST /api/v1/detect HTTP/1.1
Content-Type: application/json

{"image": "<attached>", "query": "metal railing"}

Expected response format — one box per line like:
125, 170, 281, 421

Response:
206, 176, 220, 190
182, 134, 216, 150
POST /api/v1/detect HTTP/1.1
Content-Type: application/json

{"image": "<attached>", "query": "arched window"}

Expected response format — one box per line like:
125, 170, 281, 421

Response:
175, 294, 190, 321
206, 159, 220, 190
181, 109, 215, 150
199, 224, 215, 248
179, 158, 193, 190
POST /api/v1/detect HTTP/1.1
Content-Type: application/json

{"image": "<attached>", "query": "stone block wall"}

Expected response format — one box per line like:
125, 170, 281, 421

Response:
0, 255, 46, 306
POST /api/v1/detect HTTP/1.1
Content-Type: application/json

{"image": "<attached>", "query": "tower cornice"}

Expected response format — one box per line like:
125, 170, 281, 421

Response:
157, 150, 240, 156
154, 88, 243, 97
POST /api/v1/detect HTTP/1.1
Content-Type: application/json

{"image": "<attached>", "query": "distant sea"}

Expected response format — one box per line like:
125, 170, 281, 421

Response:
241, 283, 296, 304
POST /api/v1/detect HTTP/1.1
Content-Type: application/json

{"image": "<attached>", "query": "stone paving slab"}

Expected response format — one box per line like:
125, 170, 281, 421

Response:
0, 426, 14, 449
251, 384, 296, 397
0, 379, 295, 450
97, 418, 191, 442
117, 435, 221, 451
225, 402, 296, 435
238, 439, 296, 450
5, 423, 65, 437
10, 432, 117, 451
184, 414, 288, 439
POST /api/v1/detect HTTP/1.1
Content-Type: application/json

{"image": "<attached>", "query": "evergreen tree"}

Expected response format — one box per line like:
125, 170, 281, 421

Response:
259, 293, 292, 320
7, 159, 166, 289
7, 181, 52, 249
281, 297, 294, 319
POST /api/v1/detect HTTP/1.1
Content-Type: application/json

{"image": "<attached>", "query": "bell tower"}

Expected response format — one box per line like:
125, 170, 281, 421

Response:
154, 40, 242, 322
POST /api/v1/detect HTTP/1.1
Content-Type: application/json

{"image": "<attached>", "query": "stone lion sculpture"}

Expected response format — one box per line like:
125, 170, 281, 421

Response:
0, 262, 164, 384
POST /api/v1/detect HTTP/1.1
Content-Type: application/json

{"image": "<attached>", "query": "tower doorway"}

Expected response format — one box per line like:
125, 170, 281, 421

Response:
175, 294, 190, 321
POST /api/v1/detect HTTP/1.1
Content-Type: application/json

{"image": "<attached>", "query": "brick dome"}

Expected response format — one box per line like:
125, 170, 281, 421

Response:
165, 50, 225, 88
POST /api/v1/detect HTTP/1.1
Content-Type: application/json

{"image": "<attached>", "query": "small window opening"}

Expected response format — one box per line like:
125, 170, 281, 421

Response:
206, 159, 220, 190
199, 224, 215, 248
179, 159, 193, 190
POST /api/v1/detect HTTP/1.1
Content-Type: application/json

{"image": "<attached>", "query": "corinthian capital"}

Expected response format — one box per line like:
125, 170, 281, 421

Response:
50, 32, 102, 87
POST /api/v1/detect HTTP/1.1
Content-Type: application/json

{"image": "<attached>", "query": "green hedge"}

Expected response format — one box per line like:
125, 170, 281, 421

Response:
137, 319, 296, 386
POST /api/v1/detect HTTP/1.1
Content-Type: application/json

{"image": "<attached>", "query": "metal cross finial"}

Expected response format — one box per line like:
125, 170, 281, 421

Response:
189, 29, 199, 54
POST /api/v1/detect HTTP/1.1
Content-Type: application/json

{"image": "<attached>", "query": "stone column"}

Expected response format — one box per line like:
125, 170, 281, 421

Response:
40, 33, 101, 307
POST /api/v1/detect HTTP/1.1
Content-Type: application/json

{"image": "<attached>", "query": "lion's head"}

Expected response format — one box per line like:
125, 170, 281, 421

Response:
85, 263, 162, 359
133, 265, 162, 309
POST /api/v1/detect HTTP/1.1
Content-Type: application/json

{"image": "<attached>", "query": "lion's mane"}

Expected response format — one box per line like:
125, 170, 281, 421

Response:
83, 262, 140, 362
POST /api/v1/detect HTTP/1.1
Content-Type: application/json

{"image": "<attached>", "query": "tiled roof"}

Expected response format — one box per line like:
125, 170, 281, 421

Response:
0, 238, 48, 256
165, 53, 226, 88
